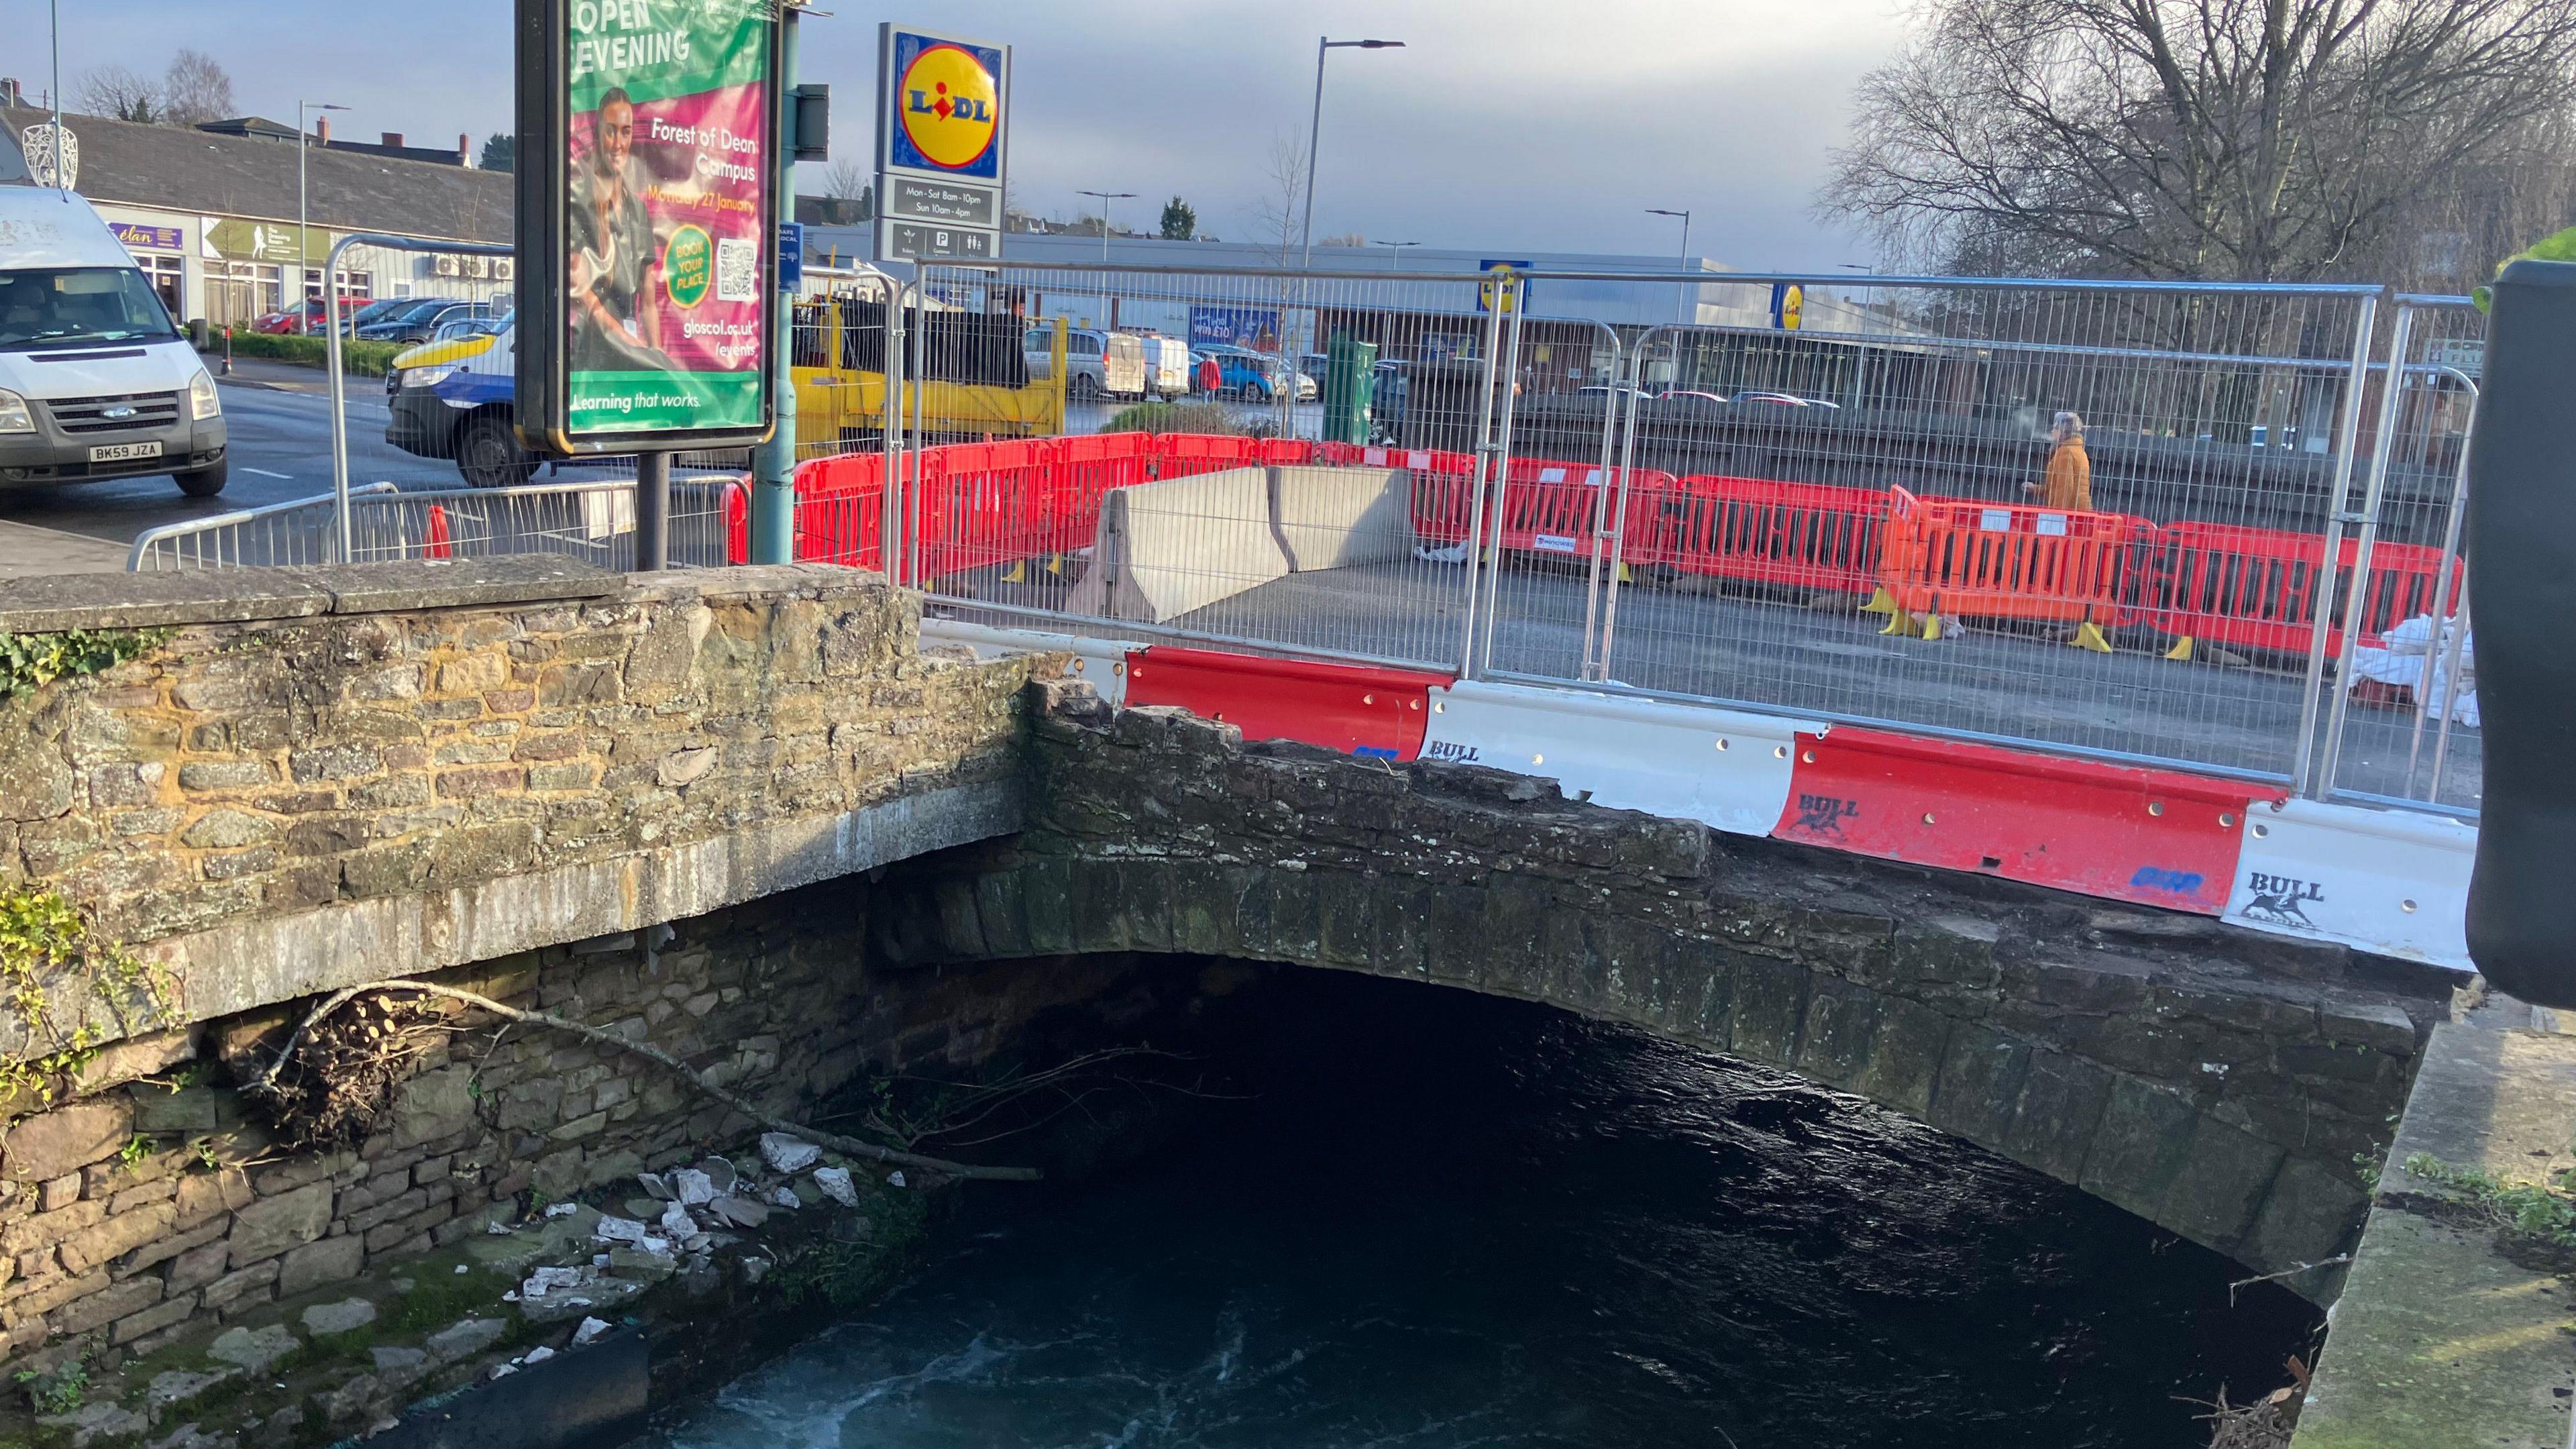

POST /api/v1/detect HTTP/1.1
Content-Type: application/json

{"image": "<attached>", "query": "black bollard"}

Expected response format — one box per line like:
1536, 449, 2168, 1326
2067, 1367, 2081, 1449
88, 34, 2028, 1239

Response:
635, 452, 670, 572
2464, 260, 2576, 1004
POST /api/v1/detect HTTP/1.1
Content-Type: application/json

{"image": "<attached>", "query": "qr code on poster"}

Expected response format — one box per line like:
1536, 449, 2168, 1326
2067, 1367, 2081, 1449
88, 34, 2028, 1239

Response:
714, 238, 757, 303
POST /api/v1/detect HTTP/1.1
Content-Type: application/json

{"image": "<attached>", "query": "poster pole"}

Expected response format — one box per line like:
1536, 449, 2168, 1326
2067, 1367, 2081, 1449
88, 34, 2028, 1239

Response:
751, 3, 801, 565
635, 452, 671, 571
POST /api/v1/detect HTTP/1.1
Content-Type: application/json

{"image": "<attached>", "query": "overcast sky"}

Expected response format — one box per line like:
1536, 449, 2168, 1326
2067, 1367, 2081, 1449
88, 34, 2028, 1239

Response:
25, 0, 1907, 267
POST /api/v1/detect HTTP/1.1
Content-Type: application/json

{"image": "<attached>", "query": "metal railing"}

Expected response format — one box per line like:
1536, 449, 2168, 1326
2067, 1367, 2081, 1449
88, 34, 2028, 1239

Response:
130, 478, 743, 572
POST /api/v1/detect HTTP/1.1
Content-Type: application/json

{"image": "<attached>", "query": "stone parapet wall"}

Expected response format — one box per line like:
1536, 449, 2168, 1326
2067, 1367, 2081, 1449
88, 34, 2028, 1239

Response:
0, 561, 1051, 1045
876, 685, 2453, 1291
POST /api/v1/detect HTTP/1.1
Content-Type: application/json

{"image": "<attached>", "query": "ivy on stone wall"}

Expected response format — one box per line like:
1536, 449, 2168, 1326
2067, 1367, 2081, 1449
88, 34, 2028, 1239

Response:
0, 888, 182, 1110
0, 628, 170, 703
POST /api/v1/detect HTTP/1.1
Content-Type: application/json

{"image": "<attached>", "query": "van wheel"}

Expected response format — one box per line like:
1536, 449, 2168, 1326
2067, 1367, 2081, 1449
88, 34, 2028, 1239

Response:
459, 415, 538, 490
173, 460, 227, 498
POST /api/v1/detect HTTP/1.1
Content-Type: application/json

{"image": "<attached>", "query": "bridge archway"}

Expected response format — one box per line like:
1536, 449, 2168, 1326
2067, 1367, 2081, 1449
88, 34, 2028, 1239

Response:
871, 696, 2443, 1297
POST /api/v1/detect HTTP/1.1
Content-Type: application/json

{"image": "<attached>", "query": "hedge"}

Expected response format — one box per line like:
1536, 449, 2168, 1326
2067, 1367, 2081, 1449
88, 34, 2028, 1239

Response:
211, 330, 409, 378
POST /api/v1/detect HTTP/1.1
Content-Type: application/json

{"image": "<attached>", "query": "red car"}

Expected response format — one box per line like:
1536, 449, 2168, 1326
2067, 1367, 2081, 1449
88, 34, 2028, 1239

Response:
250, 297, 369, 336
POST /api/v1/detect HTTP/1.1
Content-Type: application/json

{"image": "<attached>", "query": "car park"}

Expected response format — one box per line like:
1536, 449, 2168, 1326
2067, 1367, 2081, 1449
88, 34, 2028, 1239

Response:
1133, 334, 1192, 397
360, 299, 501, 345
0, 186, 227, 497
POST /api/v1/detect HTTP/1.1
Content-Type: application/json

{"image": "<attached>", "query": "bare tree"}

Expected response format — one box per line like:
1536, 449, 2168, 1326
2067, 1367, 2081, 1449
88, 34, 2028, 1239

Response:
1820, 0, 2576, 286
1247, 133, 1307, 264
821, 156, 870, 201
160, 48, 234, 126
77, 66, 162, 123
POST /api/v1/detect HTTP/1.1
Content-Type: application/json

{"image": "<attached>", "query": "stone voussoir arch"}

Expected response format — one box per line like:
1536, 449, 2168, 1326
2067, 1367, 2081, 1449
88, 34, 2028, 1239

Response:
871, 684, 2445, 1299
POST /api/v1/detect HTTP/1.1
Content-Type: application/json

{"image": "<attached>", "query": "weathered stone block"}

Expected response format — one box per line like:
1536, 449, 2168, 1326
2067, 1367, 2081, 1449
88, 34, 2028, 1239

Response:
1847, 994, 1951, 1118
49, 1275, 160, 1336
2000, 1051, 2114, 1185
2155, 1116, 2287, 1254
1795, 980, 1882, 1091
276, 1234, 366, 1297
4, 1099, 131, 1185
2077, 1076, 2200, 1220
225, 1181, 333, 1268
1730, 956, 1809, 1068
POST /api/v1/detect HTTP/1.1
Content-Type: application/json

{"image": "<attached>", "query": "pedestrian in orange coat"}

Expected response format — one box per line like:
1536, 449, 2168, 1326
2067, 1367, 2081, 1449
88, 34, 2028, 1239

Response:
2025, 411, 2092, 512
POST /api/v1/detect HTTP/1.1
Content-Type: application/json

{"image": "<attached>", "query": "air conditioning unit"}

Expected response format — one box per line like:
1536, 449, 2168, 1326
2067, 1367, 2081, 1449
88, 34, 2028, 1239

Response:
433, 255, 461, 278
493, 259, 515, 282
466, 257, 490, 280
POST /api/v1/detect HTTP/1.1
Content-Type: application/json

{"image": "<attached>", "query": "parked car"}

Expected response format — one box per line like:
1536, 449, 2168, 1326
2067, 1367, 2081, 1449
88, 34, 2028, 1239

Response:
338, 298, 417, 335
358, 299, 497, 345
1132, 334, 1192, 397
1206, 348, 1316, 403
251, 297, 372, 336
0, 186, 227, 497
1575, 383, 1654, 401
1655, 389, 1729, 405
1022, 325, 1148, 400
1731, 390, 1841, 409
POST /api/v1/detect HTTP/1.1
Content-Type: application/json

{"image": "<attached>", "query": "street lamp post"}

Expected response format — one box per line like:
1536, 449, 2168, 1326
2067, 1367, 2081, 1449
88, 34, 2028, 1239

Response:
299, 100, 347, 330
1372, 239, 1421, 272
1299, 38, 1404, 270
1075, 190, 1136, 264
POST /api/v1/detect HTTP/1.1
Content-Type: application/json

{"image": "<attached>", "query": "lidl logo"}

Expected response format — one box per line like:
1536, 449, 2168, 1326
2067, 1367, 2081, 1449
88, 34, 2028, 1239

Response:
1479, 260, 1532, 315
1770, 282, 1804, 331
895, 40, 1000, 174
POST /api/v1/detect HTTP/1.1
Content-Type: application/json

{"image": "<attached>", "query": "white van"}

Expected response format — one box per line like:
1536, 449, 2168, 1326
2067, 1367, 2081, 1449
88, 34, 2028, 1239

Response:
1022, 325, 1148, 400
1133, 335, 1191, 398
0, 187, 227, 496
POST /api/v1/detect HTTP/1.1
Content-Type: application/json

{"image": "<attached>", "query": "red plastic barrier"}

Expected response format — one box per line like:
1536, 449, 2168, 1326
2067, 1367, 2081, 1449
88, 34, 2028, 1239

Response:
423, 504, 453, 560
1051, 433, 1158, 553
1879, 487, 2142, 625
910, 439, 1057, 576
1642, 476, 1886, 596
2141, 522, 2467, 658
1774, 725, 2272, 912
1156, 433, 1265, 479
1123, 645, 1451, 761
790, 451, 887, 571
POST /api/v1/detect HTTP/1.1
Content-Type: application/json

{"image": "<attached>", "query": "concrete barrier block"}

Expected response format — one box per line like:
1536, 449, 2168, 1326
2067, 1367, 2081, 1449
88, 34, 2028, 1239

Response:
1267, 465, 1416, 572
1065, 466, 1287, 623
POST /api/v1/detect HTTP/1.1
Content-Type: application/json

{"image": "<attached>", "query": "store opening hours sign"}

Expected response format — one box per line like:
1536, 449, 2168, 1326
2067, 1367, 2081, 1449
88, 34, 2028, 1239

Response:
516, 0, 782, 452
875, 25, 1011, 264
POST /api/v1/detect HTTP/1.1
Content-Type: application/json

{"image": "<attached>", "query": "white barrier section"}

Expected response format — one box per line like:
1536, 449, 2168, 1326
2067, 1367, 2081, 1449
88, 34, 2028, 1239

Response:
1423, 679, 1816, 839
919, 619, 1132, 707
1065, 466, 1286, 623
1267, 465, 1416, 572
2226, 798, 2474, 971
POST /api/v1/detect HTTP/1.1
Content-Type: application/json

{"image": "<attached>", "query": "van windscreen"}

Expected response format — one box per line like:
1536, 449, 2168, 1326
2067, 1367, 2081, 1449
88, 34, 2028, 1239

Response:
0, 268, 177, 351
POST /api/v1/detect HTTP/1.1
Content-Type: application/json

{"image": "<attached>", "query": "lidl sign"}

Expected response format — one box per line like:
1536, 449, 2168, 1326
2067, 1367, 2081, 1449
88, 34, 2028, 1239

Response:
1478, 260, 1532, 315
877, 25, 1010, 261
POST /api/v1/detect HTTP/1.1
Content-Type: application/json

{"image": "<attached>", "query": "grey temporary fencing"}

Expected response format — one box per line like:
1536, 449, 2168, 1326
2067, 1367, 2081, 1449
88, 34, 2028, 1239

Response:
128, 477, 744, 573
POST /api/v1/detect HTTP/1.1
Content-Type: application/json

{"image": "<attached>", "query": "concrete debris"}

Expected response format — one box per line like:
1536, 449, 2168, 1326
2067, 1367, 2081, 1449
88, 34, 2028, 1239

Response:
760, 1132, 822, 1173
660, 1201, 702, 1238
318, 1374, 382, 1425
572, 1317, 612, 1347
424, 1317, 508, 1365
639, 1171, 674, 1201
741, 1256, 769, 1285
769, 1186, 802, 1210
145, 1369, 239, 1416
501, 1291, 519, 1303
523, 1346, 557, 1365
522, 1265, 586, 1299
40, 1402, 151, 1448
543, 1201, 580, 1218
606, 1247, 676, 1279
669, 1168, 717, 1205
706, 1194, 769, 1229
368, 1347, 429, 1393
592, 1253, 611, 1268
454, 1264, 470, 1273
812, 1167, 858, 1208
206, 1324, 301, 1375
594, 1215, 651, 1246
488, 1364, 517, 1380
484, 1221, 515, 1236
886, 1171, 907, 1189
301, 1298, 380, 1336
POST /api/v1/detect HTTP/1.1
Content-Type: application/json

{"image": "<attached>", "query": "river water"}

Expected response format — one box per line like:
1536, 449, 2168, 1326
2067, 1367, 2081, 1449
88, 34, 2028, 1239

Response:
632, 966, 2315, 1449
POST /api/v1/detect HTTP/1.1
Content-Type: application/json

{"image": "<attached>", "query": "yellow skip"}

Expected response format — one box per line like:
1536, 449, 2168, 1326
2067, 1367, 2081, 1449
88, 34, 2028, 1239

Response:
1859, 585, 1899, 616
2070, 621, 2114, 653
2163, 635, 2194, 662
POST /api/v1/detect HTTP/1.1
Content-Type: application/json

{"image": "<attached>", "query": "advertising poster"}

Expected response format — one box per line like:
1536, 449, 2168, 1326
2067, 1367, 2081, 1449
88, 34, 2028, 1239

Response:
564, 0, 773, 435
1190, 306, 1283, 352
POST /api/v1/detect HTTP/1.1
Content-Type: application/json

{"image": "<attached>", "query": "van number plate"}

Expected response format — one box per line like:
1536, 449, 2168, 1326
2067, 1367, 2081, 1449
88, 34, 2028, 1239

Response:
89, 441, 163, 463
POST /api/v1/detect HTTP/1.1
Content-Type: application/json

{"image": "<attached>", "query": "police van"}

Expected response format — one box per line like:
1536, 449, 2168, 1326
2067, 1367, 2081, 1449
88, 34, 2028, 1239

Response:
382, 320, 535, 488
0, 186, 227, 496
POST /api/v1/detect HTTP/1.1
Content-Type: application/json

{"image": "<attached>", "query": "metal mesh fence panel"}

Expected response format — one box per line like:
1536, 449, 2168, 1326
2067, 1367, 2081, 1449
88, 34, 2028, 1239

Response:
1469, 273, 2392, 790
2319, 296, 2483, 816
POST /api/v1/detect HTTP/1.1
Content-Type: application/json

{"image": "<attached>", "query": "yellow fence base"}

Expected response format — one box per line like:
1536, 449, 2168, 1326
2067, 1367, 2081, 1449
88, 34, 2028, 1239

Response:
2070, 621, 2114, 654
2163, 635, 2194, 662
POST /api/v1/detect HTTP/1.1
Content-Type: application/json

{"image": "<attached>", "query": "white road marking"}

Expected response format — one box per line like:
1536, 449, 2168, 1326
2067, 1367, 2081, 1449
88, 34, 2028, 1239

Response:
243, 468, 294, 480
